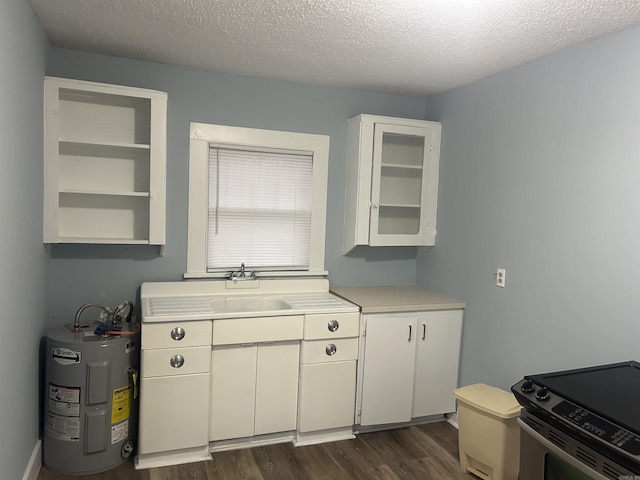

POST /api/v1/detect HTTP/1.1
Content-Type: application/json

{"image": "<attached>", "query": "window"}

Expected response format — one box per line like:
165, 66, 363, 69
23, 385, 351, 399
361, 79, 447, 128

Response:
208, 146, 312, 270
186, 123, 329, 278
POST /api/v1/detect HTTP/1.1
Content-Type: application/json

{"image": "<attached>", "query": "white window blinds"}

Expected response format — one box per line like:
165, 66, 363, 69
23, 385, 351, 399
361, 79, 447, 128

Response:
207, 146, 313, 271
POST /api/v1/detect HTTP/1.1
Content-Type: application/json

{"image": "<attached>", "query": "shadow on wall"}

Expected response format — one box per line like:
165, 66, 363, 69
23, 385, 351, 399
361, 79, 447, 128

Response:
342, 245, 418, 262
47, 244, 162, 260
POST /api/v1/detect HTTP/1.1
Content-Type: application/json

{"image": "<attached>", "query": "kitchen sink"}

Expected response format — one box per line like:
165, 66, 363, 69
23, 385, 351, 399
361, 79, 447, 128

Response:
210, 295, 292, 314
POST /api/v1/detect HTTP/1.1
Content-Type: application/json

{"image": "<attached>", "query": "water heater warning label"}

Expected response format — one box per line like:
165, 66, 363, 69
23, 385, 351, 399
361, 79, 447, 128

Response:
49, 384, 80, 403
111, 420, 129, 444
48, 398, 79, 416
111, 385, 131, 424
47, 413, 80, 442
47, 384, 80, 442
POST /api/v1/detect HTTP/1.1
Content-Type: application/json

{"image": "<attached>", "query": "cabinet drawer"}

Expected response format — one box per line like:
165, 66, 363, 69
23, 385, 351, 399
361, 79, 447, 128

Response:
142, 321, 212, 349
141, 346, 211, 377
212, 315, 303, 345
301, 338, 358, 364
303, 312, 360, 340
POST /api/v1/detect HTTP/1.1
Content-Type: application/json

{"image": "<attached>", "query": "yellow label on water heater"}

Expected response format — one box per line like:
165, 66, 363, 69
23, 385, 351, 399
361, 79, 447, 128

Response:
111, 385, 131, 424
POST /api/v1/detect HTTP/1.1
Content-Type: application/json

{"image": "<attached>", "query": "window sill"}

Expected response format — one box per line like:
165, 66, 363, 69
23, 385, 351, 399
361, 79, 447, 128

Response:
183, 270, 329, 280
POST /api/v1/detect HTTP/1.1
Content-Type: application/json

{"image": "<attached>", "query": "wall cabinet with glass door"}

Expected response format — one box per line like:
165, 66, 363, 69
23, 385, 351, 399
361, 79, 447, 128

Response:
343, 115, 441, 252
43, 77, 167, 250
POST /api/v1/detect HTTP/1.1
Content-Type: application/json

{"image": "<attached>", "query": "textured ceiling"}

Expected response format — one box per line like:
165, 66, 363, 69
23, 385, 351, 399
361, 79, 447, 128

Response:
29, 0, 640, 96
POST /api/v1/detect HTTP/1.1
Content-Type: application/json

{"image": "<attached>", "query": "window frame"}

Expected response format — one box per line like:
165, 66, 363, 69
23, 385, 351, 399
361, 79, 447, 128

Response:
186, 122, 329, 278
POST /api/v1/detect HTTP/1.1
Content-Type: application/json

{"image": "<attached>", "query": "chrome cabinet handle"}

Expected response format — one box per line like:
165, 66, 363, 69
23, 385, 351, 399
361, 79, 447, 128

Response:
170, 327, 185, 341
422, 323, 426, 341
327, 320, 339, 332
408, 325, 412, 342
326, 344, 337, 356
170, 354, 184, 368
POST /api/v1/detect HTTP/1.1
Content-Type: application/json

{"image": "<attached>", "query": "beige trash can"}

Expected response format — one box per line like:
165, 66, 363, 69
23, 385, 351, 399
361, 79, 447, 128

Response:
453, 384, 521, 480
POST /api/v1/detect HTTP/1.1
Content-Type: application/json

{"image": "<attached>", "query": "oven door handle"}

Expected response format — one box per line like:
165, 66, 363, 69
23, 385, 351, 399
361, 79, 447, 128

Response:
517, 419, 610, 480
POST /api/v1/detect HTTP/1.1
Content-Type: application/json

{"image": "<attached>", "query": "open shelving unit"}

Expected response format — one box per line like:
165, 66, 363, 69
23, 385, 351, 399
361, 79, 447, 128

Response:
44, 77, 167, 252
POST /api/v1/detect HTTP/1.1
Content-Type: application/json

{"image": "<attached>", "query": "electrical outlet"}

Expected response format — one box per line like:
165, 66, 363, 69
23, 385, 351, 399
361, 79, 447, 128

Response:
496, 268, 506, 287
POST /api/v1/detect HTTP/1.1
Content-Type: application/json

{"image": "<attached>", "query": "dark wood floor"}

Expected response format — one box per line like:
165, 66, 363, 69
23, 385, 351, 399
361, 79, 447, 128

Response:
38, 422, 476, 480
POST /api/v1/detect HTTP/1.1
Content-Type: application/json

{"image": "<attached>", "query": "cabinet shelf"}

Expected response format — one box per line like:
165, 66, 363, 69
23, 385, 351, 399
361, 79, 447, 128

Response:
59, 189, 150, 197
44, 77, 167, 248
57, 237, 151, 245
378, 203, 421, 209
381, 163, 423, 171
59, 139, 151, 151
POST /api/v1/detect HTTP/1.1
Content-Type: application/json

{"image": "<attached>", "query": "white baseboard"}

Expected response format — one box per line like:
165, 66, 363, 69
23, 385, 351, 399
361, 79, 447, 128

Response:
22, 438, 41, 480
446, 412, 459, 429
293, 427, 355, 447
135, 445, 211, 470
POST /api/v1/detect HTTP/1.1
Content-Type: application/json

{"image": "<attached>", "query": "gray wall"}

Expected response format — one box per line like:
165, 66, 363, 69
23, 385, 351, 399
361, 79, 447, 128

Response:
45, 48, 425, 323
419, 26, 640, 390
0, 1, 48, 478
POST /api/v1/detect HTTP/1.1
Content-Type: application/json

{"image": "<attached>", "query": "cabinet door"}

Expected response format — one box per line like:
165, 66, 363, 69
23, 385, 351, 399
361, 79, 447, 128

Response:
369, 122, 438, 247
210, 344, 257, 441
412, 310, 463, 418
138, 373, 210, 454
360, 314, 417, 426
298, 360, 357, 432
254, 341, 300, 435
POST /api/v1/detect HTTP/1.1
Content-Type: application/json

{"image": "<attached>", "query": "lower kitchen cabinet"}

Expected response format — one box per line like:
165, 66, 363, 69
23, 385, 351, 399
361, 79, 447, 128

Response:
209, 344, 256, 440
254, 342, 300, 435
210, 341, 300, 441
358, 309, 463, 427
360, 314, 418, 426
297, 313, 360, 437
412, 310, 464, 418
298, 360, 357, 432
138, 373, 210, 454
137, 320, 212, 462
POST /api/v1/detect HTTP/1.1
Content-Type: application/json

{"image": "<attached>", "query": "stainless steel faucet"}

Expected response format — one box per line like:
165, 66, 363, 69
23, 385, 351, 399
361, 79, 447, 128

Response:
227, 263, 256, 281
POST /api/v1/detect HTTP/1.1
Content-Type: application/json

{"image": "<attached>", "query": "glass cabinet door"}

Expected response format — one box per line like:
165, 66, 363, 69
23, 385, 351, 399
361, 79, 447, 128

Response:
369, 123, 434, 246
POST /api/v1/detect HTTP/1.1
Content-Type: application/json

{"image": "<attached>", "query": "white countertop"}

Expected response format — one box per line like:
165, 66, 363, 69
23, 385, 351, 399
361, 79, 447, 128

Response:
329, 285, 464, 313
140, 279, 359, 322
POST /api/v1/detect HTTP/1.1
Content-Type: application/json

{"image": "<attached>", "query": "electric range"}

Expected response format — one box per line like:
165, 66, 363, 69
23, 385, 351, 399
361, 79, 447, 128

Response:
512, 361, 640, 477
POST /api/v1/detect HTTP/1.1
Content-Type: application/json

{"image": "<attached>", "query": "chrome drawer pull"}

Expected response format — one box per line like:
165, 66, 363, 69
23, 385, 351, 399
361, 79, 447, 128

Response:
326, 344, 337, 356
327, 320, 339, 332
170, 354, 185, 368
170, 327, 185, 341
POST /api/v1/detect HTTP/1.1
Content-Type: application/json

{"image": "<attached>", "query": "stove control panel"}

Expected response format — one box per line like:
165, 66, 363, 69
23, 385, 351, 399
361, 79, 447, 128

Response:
512, 378, 640, 458
552, 401, 640, 455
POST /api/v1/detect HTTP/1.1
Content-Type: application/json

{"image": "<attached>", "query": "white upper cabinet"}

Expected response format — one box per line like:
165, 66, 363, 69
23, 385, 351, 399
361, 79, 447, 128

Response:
343, 115, 441, 253
43, 77, 167, 249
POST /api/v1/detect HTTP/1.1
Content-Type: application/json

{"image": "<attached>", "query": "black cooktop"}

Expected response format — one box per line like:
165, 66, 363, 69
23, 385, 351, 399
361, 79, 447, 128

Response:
525, 361, 640, 435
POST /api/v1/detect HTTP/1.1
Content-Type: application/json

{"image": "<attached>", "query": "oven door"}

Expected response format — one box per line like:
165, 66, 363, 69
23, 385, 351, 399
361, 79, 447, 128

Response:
518, 419, 611, 480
